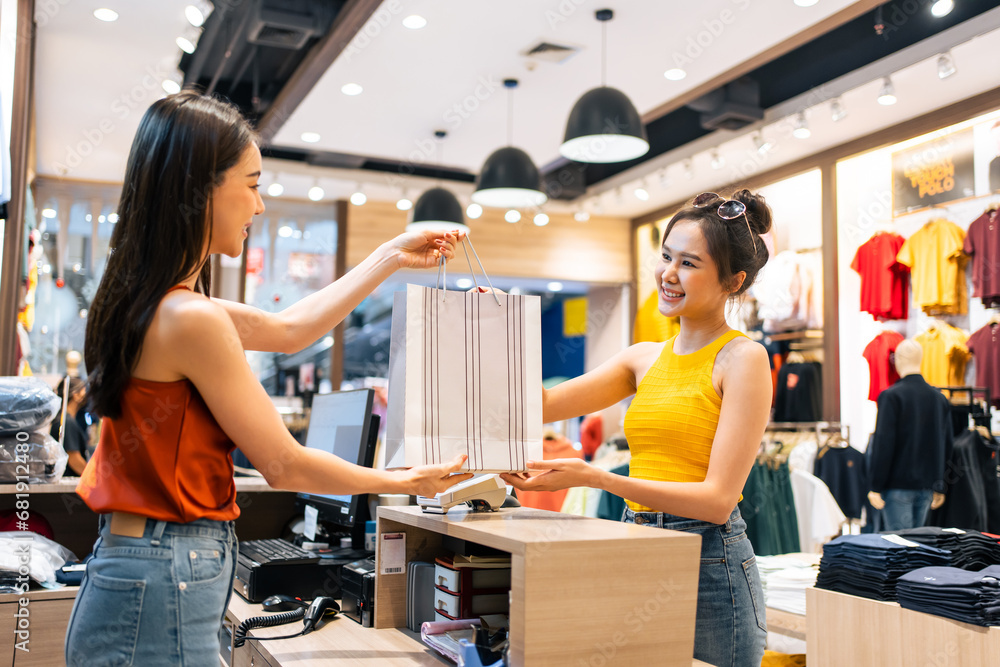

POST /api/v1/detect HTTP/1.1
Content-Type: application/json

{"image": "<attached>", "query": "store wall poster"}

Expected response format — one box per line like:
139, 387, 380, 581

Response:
892, 128, 975, 215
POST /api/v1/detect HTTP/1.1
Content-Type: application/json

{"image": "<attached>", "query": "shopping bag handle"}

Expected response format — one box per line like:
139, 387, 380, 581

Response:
436, 235, 502, 307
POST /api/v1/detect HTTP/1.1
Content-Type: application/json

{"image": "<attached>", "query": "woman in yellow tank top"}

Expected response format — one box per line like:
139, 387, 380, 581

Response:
502, 190, 773, 667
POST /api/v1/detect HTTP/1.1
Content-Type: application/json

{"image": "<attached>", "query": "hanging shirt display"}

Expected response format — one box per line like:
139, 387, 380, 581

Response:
967, 323, 1000, 407
633, 291, 679, 343
915, 323, 970, 387
851, 232, 909, 321
774, 362, 823, 422
753, 250, 823, 333
962, 208, 1000, 307
863, 330, 905, 402
896, 219, 968, 315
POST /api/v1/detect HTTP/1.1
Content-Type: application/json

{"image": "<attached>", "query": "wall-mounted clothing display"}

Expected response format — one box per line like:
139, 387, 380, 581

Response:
851, 232, 909, 321
774, 362, 823, 422
896, 219, 968, 315
863, 330, 905, 402
753, 250, 823, 332
967, 323, 1000, 407
914, 323, 970, 387
962, 208, 1000, 307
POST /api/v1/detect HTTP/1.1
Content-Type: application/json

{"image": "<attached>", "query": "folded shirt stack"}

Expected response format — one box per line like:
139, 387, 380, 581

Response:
756, 554, 820, 616
897, 565, 1000, 626
815, 534, 951, 601
881, 527, 1000, 570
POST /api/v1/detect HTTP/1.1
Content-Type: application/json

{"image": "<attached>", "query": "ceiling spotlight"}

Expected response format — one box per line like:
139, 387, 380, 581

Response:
402, 15, 427, 29
350, 189, 367, 206
341, 83, 363, 96
267, 182, 284, 197
176, 37, 196, 54
107, 213, 119, 223
663, 68, 686, 81
710, 150, 725, 170
830, 97, 847, 122
877, 77, 897, 105
574, 210, 590, 222
466, 203, 483, 219
98, 215, 106, 223
308, 186, 325, 202
683, 159, 694, 179
505, 210, 521, 223
300, 132, 321, 143
456, 278, 474, 289
634, 186, 650, 201
792, 112, 811, 139
930, 0, 954, 17
42, 208, 57, 218
278, 225, 294, 238
185, 5, 205, 27
658, 169, 670, 189
547, 282, 564, 292
162, 79, 181, 95
793, 0, 819, 6
396, 195, 413, 211
93, 8, 119, 22
753, 132, 772, 155
937, 52, 957, 79
533, 213, 550, 226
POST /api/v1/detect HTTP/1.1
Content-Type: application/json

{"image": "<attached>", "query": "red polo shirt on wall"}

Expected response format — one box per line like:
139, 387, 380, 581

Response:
863, 330, 905, 402
851, 232, 909, 321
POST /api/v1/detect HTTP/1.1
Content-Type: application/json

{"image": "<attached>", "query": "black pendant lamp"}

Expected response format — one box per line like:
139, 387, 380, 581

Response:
408, 131, 469, 234
473, 79, 547, 209
560, 9, 649, 163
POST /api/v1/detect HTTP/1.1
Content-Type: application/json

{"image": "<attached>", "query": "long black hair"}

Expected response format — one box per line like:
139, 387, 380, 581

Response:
85, 91, 257, 418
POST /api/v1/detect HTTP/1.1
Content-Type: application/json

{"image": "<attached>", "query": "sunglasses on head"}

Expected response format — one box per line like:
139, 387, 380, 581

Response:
692, 192, 757, 253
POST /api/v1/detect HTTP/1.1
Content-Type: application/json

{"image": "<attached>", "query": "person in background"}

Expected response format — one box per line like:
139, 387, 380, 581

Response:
502, 190, 774, 667
50, 376, 89, 476
66, 91, 472, 667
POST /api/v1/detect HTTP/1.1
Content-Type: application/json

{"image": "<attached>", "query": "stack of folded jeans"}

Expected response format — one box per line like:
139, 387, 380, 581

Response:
883, 527, 1000, 569
816, 534, 951, 601
897, 565, 1000, 626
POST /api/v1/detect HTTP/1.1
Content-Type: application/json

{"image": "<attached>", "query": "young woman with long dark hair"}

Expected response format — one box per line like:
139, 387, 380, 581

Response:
501, 190, 774, 667
65, 91, 471, 666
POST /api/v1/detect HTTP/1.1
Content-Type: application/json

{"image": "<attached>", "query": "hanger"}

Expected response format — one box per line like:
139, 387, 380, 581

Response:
823, 432, 850, 449
988, 310, 1000, 326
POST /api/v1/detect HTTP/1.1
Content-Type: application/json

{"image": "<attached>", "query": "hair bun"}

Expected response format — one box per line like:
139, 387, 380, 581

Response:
733, 189, 772, 236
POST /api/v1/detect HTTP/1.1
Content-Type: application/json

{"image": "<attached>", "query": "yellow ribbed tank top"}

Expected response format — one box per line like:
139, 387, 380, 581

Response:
624, 329, 746, 512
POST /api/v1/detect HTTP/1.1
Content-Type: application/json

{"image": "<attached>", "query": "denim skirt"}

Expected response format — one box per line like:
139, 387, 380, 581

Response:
622, 506, 767, 667
65, 514, 237, 667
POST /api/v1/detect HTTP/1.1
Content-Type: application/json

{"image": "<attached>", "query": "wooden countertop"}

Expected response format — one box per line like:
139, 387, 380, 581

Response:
0, 476, 281, 495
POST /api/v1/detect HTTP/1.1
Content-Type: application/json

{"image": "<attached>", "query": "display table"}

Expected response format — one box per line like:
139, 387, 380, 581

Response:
375, 505, 703, 666
806, 587, 1000, 666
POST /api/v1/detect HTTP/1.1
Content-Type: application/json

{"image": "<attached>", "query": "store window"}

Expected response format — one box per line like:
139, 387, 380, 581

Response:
837, 108, 1000, 447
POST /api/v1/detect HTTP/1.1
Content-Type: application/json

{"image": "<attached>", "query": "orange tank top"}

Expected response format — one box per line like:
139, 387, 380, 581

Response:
76, 286, 239, 523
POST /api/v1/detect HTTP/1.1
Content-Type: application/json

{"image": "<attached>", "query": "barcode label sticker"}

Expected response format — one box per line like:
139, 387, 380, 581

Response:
380, 532, 406, 575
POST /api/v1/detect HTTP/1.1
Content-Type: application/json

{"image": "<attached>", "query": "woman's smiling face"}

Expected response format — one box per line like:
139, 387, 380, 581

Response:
655, 219, 737, 318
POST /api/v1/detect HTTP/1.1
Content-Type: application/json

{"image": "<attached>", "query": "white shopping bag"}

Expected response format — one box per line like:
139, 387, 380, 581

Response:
384, 285, 542, 472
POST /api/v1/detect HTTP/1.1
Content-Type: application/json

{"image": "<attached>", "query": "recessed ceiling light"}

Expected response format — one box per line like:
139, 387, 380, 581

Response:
300, 132, 321, 143
278, 225, 293, 238
42, 208, 57, 218
267, 182, 284, 197
341, 83, 363, 96
533, 213, 550, 227
402, 15, 427, 29
350, 191, 367, 206
396, 197, 413, 211
547, 282, 564, 292
176, 37, 196, 54
466, 203, 483, 219
185, 5, 205, 27
308, 186, 325, 202
107, 213, 119, 223
93, 8, 119, 22
98, 214, 106, 223
634, 187, 650, 201
930, 0, 954, 18
505, 210, 521, 223
162, 80, 181, 95
793, 0, 819, 6
664, 68, 687, 81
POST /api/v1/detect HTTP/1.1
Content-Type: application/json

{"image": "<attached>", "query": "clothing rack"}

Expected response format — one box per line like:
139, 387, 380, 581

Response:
765, 421, 849, 444
936, 386, 991, 414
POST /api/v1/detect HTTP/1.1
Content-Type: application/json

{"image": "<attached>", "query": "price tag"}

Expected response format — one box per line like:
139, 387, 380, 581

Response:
303, 505, 318, 541
380, 532, 406, 575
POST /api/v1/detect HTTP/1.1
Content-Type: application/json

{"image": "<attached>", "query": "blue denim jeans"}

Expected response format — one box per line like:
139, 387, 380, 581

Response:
623, 506, 766, 667
65, 515, 237, 666
881, 489, 933, 532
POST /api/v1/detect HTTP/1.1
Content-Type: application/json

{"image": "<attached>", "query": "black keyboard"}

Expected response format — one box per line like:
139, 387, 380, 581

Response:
238, 538, 320, 566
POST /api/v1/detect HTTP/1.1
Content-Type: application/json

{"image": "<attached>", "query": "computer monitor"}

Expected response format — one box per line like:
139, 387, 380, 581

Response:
296, 388, 380, 549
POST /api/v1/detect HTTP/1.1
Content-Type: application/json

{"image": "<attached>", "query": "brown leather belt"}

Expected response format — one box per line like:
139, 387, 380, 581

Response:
109, 511, 148, 538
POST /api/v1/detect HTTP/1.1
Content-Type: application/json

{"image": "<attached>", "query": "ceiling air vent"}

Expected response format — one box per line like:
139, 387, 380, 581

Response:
247, 0, 326, 50
521, 41, 581, 64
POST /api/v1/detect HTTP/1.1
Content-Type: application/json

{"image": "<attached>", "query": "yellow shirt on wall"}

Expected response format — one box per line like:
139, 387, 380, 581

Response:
633, 291, 680, 344
915, 323, 969, 387
896, 219, 968, 315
